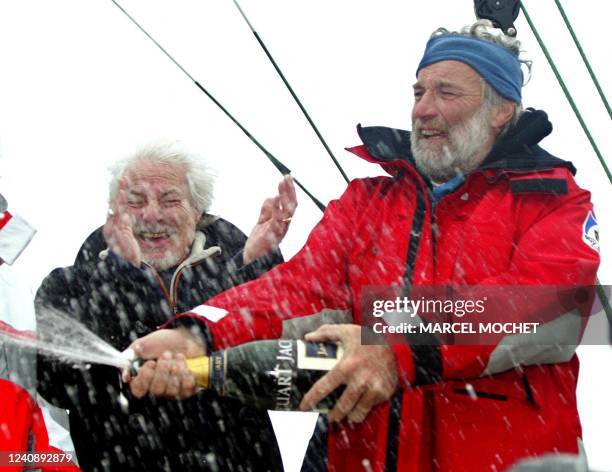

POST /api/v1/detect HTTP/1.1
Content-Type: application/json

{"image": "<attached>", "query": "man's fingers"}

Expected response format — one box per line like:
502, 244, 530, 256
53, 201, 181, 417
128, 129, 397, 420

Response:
304, 324, 345, 344
117, 176, 130, 206
179, 370, 196, 399
131, 329, 192, 360
103, 204, 120, 242
346, 387, 379, 423
257, 197, 276, 223
149, 352, 173, 397
299, 366, 344, 411
127, 341, 201, 399
104, 179, 141, 266
106, 177, 129, 224
121, 365, 131, 383
279, 175, 297, 217
129, 360, 156, 399
110, 177, 131, 223
137, 336, 166, 360
328, 381, 367, 423
162, 356, 185, 398
175, 354, 197, 399
303, 325, 396, 423
268, 195, 285, 221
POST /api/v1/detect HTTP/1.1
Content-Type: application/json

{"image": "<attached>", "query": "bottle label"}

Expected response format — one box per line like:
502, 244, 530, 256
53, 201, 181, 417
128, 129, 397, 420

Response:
297, 340, 343, 371
272, 339, 296, 409
209, 351, 226, 394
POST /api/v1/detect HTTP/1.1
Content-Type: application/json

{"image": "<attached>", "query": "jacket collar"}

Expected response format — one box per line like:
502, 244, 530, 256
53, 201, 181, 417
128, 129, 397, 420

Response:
351, 108, 576, 176
174, 231, 221, 273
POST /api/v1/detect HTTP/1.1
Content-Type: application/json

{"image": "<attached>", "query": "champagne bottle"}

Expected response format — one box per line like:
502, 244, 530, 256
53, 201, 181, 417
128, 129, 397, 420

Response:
186, 339, 344, 412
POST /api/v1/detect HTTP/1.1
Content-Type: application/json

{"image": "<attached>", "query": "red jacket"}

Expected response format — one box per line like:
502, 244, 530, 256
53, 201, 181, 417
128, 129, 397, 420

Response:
0, 322, 80, 471
0, 379, 80, 471
175, 110, 600, 471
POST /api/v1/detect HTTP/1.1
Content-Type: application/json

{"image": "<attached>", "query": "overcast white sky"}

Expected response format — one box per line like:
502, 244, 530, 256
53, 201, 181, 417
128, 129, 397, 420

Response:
0, 1, 610, 470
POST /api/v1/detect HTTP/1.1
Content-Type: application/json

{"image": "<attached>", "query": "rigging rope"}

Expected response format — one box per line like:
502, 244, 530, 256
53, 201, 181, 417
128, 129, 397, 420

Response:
519, 2, 611, 184
109, 0, 326, 212
232, 0, 350, 184
519, 2, 611, 323
109, 0, 611, 323
554, 0, 611, 120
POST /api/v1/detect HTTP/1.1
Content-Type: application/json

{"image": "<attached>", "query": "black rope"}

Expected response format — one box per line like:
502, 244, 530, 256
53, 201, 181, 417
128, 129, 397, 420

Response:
554, 0, 611, 119
231, 0, 350, 184
520, 2, 611, 184
109, 0, 326, 212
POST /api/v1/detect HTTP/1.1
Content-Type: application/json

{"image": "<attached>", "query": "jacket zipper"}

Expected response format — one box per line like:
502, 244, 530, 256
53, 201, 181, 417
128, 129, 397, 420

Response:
169, 261, 202, 314
147, 266, 172, 310
385, 178, 428, 472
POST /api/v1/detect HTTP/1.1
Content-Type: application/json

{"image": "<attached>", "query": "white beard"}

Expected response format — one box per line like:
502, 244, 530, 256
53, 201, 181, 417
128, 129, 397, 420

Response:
411, 105, 493, 182
144, 251, 184, 272
132, 222, 189, 271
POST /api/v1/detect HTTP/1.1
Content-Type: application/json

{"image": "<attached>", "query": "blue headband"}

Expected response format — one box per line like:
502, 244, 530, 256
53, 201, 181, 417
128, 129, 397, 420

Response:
416, 35, 522, 103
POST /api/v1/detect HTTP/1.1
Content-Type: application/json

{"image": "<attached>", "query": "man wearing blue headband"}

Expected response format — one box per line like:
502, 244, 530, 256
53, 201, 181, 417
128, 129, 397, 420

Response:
410, 29, 524, 186
127, 20, 599, 472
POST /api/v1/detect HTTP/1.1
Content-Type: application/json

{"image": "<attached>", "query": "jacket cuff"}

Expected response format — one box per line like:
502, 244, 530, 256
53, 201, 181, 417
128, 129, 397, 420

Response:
230, 248, 284, 281
162, 308, 228, 352
164, 303, 270, 351
163, 315, 215, 353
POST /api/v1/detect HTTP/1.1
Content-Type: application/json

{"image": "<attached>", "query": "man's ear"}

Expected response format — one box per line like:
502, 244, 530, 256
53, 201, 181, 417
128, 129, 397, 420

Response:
490, 100, 515, 131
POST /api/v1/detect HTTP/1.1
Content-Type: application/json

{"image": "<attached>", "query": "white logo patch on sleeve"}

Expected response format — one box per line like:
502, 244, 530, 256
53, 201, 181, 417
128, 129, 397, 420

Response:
190, 304, 228, 323
582, 211, 599, 252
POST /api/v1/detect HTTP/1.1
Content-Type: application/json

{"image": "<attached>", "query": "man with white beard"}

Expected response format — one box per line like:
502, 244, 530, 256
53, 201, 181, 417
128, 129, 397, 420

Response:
131, 21, 600, 471
36, 142, 296, 471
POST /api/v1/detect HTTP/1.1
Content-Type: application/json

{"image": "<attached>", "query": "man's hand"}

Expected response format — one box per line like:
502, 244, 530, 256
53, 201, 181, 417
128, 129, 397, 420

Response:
103, 177, 142, 267
243, 175, 297, 264
124, 328, 206, 399
129, 327, 206, 360
299, 324, 398, 423
128, 352, 197, 400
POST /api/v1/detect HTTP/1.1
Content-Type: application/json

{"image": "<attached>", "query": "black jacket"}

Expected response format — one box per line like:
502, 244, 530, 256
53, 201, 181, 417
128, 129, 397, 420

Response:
36, 216, 284, 472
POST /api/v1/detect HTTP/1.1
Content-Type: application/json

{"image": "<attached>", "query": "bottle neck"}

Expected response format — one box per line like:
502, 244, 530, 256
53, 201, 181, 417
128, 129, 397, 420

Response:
185, 356, 210, 389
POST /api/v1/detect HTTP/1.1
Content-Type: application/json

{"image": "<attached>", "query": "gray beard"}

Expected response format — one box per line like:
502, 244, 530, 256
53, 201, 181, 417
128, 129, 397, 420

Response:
133, 222, 184, 271
142, 239, 193, 272
411, 105, 492, 182
144, 252, 183, 272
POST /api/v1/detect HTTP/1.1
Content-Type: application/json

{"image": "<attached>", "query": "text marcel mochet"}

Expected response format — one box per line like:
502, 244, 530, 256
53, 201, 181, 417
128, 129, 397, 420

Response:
371, 296, 539, 335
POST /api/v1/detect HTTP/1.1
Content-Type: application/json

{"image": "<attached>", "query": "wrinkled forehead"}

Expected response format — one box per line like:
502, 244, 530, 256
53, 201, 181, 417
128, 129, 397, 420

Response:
414, 60, 483, 90
125, 161, 190, 195
416, 34, 522, 103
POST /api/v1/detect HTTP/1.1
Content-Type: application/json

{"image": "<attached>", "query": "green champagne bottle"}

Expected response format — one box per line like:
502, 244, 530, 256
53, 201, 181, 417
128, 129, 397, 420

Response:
186, 339, 344, 412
